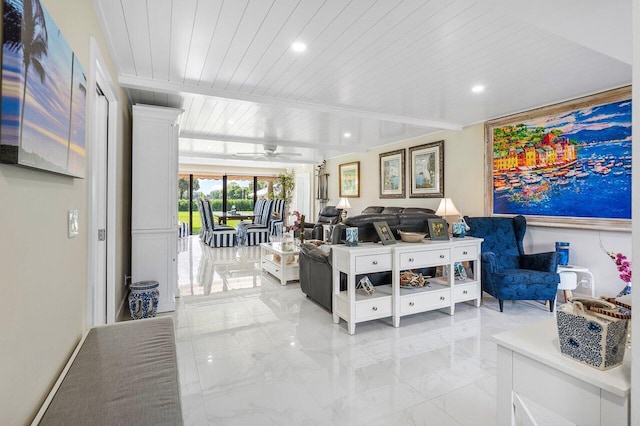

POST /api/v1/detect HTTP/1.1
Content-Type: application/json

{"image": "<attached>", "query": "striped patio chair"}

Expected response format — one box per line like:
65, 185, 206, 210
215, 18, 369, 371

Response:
201, 199, 236, 247
236, 199, 280, 246
196, 198, 212, 243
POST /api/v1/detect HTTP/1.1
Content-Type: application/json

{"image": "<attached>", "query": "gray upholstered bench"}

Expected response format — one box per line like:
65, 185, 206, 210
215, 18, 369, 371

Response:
33, 317, 182, 425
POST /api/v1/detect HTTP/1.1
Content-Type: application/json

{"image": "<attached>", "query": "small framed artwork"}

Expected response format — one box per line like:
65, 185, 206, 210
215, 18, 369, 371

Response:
373, 221, 396, 245
339, 161, 360, 197
409, 141, 444, 198
427, 218, 449, 241
379, 149, 405, 198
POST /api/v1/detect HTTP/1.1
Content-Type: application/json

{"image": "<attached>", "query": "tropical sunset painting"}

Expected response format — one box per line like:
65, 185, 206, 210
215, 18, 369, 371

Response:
1, 0, 86, 178
490, 95, 631, 220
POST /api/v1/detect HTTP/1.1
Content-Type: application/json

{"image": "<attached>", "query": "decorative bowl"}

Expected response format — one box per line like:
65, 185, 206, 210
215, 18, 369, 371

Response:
398, 231, 426, 243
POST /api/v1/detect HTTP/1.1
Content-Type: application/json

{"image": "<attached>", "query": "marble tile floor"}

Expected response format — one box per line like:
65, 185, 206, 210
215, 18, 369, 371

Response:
174, 236, 555, 425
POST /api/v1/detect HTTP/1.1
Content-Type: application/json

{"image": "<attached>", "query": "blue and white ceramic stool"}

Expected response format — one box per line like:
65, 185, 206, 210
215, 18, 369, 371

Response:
128, 280, 160, 319
557, 265, 596, 302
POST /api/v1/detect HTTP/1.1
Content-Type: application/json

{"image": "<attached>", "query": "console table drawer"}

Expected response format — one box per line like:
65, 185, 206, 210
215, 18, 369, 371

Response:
355, 297, 392, 320
452, 245, 478, 261
399, 249, 449, 269
400, 290, 449, 315
355, 253, 392, 273
453, 283, 478, 302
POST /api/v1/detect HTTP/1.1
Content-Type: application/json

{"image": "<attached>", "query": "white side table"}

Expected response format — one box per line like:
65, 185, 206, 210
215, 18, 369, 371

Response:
557, 265, 595, 301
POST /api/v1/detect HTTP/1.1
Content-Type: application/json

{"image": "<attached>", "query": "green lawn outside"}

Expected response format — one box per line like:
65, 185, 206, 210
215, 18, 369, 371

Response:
178, 211, 201, 234
178, 211, 246, 235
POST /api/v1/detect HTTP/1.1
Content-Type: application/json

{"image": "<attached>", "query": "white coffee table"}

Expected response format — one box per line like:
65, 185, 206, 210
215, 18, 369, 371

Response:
557, 265, 595, 301
260, 242, 299, 285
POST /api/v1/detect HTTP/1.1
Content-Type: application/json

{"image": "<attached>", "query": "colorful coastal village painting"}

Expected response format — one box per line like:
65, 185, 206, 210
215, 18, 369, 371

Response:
490, 93, 631, 221
1, 0, 87, 178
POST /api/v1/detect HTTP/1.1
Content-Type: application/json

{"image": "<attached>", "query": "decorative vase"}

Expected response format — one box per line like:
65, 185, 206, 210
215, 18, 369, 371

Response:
128, 280, 160, 320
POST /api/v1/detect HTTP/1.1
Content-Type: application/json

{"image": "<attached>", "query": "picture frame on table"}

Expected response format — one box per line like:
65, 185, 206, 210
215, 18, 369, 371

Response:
339, 161, 360, 197
427, 218, 449, 241
373, 221, 396, 245
409, 141, 444, 198
379, 149, 405, 198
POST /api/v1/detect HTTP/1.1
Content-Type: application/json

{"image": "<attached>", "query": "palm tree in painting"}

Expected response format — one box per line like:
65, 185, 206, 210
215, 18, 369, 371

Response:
4, 0, 49, 150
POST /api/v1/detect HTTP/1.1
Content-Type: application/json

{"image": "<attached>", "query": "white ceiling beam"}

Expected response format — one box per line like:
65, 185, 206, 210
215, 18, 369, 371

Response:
120, 74, 463, 131
179, 132, 366, 152
179, 152, 319, 165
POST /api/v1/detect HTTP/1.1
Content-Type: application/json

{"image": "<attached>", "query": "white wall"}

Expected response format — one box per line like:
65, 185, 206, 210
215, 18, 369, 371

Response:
0, 1, 131, 423
325, 123, 632, 297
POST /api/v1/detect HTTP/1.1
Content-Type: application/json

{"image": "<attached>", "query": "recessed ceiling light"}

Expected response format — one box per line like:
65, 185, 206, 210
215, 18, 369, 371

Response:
291, 42, 306, 52
471, 85, 485, 93
343, 132, 351, 138
228, 120, 235, 125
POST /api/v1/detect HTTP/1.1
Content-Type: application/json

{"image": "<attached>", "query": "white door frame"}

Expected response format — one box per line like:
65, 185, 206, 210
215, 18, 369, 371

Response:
87, 37, 119, 326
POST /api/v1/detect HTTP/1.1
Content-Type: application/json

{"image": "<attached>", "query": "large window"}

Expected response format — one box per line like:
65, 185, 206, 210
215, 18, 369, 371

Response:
178, 174, 278, 235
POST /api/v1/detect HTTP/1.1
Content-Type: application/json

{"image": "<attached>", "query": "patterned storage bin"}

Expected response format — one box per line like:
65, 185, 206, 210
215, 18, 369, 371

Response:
556, 298, 630, 370
129, 281, 160, 320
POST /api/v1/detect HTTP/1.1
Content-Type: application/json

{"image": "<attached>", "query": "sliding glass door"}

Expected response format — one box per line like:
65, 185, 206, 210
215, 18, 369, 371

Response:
178, 174, 279, 235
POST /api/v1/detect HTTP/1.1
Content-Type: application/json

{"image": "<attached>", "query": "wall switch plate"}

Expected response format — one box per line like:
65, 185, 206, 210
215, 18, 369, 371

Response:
68, 210, 79, 238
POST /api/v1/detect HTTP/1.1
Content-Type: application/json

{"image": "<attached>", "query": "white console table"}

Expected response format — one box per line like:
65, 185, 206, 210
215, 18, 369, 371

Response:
492, 319, 630, 425
331, 237, 483, 334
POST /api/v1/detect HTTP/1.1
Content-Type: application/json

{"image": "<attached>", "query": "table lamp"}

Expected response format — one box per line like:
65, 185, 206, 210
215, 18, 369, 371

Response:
336, 198, 352, 222
435, 198, 461, 235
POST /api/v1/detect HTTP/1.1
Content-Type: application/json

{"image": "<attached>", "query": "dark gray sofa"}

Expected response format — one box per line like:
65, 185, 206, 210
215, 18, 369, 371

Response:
332, 206, 439, 244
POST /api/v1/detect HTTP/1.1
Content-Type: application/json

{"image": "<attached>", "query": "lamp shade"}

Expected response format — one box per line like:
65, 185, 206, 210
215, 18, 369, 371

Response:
336, 198, 352, 210
435, 198, 460, 217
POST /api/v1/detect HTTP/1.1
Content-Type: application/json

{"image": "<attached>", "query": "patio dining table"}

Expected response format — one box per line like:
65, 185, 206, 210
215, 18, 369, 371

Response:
213, 212, 256, 225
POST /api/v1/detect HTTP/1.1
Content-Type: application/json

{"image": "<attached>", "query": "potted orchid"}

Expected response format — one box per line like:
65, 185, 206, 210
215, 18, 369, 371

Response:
600, 241, 632, 296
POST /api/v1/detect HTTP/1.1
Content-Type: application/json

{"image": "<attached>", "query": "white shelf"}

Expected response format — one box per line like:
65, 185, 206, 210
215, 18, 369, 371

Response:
337, 284, 392, 302
399, 281, 448, 296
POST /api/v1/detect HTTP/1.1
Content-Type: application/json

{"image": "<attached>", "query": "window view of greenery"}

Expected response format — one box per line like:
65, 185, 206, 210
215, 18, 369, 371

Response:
178, 175, 272, 234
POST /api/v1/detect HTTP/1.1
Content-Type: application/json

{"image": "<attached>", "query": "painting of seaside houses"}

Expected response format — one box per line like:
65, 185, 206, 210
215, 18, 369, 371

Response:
1, 0, 86, 178
491, 96, 631, 219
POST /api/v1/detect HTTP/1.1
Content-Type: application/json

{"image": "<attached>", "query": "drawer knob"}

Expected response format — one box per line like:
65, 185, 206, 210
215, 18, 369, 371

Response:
372, 260, 378, 265
439, 254, 445, 259
409, 302, 414, 306
440, 296, 445, 300
463, 290, 468, 294
408, 258, 414, 262
463, 251, 468, 255
372, 306, 378, 311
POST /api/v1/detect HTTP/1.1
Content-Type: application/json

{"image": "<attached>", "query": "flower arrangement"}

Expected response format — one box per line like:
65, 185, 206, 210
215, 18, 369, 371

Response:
287, 210, 301, 232
600, 240, 632, 296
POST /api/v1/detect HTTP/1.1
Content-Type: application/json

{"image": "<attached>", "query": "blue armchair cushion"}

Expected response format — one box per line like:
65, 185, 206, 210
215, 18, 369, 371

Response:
465, 215, 560, 311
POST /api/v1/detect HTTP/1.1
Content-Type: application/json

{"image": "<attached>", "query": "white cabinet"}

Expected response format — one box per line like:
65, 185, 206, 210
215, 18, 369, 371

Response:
131, 231, 177, 313
331, 238, 483, 334
332, 245, 394, 335
493, 319, 629, 425
131, 105, 182, 313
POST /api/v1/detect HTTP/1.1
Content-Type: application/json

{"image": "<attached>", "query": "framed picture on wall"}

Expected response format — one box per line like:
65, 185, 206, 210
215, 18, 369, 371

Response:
379, 149, 405, 198
485, 86, 631, 231
409, 141, 444, 198
339, 161, 360, 197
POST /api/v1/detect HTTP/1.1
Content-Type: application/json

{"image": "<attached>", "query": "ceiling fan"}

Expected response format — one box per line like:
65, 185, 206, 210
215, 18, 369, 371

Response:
233, 144, 303, 160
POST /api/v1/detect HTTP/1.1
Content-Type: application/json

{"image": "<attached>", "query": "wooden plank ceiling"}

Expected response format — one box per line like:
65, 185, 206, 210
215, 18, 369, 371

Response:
94, 0, 631, 168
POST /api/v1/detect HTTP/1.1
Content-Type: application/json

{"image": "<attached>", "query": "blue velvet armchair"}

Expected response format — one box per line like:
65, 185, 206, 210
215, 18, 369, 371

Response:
464, 215, 560, 312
